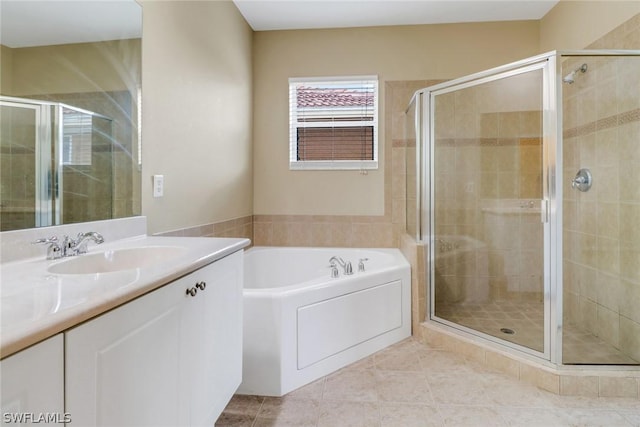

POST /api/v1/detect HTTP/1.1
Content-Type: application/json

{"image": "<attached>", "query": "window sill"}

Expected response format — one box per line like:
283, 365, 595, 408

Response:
289, 160, 378, 171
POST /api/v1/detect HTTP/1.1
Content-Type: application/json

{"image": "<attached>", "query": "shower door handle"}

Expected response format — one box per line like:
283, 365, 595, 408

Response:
540, 199, 549, 223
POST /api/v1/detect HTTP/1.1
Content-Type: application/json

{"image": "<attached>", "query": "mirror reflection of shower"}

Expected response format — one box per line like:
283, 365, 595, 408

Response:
0, 96, 113, 231
562, 63, 587, 84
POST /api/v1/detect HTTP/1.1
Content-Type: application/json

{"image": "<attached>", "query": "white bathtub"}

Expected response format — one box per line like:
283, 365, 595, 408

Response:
237, 246, 411, 396
431, 235, 489, 304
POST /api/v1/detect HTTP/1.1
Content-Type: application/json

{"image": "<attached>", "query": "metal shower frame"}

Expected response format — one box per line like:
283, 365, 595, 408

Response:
409, 50, 640, 367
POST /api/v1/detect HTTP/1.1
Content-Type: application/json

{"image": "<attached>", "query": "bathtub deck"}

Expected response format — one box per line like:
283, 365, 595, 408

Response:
215, 337, 640, 426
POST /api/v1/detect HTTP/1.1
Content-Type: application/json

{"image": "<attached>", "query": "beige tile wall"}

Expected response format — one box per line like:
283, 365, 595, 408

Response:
156, 215, 253, 241
562, 59, 640, 362
561, 13, 640, 362
400, 233, 427, 333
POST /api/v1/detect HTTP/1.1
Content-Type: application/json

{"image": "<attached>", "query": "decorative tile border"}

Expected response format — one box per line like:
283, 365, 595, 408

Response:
434, 137, 541, 147
564, 108, 640, 139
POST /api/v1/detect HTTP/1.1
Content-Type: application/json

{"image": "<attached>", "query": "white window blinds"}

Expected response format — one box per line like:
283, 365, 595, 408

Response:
62, 110, 92, 166
289, 76, 378, 170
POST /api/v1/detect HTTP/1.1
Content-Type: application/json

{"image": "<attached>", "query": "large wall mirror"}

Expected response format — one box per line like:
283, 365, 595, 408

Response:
0, 1, 142, 231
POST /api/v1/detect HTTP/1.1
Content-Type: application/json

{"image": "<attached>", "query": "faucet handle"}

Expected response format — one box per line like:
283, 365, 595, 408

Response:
32, 236, 62, 260
77, 231, 105, 243
73, 231, 105, 255
328, 262, 339, 278
32, 236, 58, 245
358, 258, 369, 272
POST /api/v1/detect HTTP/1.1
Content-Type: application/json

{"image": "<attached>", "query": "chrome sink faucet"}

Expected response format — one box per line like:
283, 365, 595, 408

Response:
72, 231, 105, 255
33, 231, 104, 260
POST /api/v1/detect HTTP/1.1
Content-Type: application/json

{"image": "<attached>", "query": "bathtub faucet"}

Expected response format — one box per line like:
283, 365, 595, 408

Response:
329, 256, 354, 275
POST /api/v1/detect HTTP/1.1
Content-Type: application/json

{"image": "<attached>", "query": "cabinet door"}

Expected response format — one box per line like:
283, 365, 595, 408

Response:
1, 335, 64, 426
65, 282, 186, 427
185, 251, 243, 426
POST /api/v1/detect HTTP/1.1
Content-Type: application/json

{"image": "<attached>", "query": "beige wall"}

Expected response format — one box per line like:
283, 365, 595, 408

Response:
253, 21, 540, 216
140, 0, 253, 234
540, 0, 640, 51
2, 39, 140, 96
0, 45, 13, 94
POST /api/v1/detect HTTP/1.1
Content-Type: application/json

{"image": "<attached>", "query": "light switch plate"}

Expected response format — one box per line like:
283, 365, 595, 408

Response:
153, 175, 164, 197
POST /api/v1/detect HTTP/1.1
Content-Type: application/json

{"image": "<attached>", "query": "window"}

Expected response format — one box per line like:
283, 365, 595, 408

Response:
289, 76, 378, 170
62, 110, 92, 166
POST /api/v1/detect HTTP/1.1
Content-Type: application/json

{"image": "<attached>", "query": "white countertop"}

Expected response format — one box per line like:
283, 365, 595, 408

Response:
0, 235, 250, 359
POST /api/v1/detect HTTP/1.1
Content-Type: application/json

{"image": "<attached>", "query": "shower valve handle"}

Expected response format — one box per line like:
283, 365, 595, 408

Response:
571, 168, 592, 192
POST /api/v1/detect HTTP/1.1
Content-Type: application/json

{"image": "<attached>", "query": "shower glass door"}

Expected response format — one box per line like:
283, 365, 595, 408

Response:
430, 62, 548, 355
0, 100, 53, 230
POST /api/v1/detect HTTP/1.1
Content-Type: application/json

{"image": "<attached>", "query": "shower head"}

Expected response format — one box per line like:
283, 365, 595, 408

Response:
562, 63, 588, 84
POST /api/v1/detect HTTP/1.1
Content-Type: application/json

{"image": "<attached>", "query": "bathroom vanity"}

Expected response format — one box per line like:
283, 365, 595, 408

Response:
0, 222, 249, 426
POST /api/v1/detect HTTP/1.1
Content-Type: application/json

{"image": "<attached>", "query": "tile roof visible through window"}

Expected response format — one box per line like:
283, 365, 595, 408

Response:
297, 87, 374, 108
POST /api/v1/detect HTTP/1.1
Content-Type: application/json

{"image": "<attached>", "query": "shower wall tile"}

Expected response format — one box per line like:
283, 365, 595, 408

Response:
485, 351, 520, 379
155, 215, 253, 242
562, 26, 640, 361
619, 316, 640, 362
519, 365, 560, 395
400, 233, 427, 333
560, 376, 599, 398
596, 305, 620, 349
598, 376, 639, 398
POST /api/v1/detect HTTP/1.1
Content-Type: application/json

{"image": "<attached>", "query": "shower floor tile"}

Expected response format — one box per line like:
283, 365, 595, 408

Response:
215, 337, 640, 427
436, 300, 639, 365
437, 300, 545, 352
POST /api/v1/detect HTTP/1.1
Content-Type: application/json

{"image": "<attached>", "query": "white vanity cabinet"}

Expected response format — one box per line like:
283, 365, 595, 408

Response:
0, 335, 65, 426
65, 251, 243, 426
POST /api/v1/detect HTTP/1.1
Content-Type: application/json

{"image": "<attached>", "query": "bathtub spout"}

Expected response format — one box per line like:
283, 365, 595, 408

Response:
329, 256, 354, 275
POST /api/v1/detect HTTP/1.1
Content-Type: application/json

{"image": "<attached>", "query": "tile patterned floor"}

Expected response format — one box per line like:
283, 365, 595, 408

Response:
215, 337, 640, 427
437, 301, 639, 364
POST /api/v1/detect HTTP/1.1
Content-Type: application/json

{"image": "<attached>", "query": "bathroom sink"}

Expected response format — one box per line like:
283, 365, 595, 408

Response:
47, 246, 187, 275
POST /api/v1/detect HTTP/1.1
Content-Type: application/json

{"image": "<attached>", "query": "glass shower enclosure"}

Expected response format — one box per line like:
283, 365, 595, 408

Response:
0, 96, 114, 231
408, 50, 640, 366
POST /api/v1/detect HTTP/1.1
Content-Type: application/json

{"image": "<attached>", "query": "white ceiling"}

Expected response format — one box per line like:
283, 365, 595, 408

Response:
0, 1, 559, 48
0, 1, 142, 48
233, 0, 559, 31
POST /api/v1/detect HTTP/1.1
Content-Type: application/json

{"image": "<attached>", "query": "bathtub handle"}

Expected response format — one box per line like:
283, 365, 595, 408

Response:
358, 258, 369, 272
328, 262, 340, 278
186, 287, 198, 297
195, 281, 207, 291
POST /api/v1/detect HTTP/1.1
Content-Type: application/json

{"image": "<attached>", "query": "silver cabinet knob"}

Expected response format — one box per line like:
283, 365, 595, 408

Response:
195, 281, 206, 291
185, 287, 197, 297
